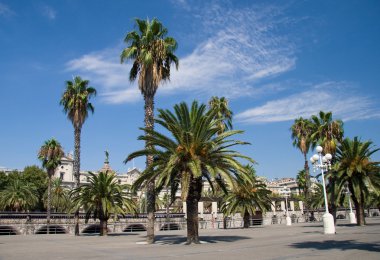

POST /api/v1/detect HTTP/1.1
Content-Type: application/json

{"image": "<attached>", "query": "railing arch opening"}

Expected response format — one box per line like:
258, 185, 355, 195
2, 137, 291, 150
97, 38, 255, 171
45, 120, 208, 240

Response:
82, 224, 110, 234
35, 225, 67, 234
123, 224, 146, 232
160, 223, 181, 231
0, 225, 20, 235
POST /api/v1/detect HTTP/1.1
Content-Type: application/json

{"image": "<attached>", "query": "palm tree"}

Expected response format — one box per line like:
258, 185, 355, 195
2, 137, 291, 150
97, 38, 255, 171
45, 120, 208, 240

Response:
296, 169, 307, 195
0, 179, 38, 212
310, 111, 344, 222
208, 96, 233, 135
121, 18, 179, 244
208, 96, 234, 228
291, 117, 313, 198
38, 138, 64, 231
310, 111, 344, 155
70, 171, 136, 236
44, 179, 71, 213
60, 76, 96, 235
335, 137, 380, 225
127, 101, 253, 244
220, 165, 272, 228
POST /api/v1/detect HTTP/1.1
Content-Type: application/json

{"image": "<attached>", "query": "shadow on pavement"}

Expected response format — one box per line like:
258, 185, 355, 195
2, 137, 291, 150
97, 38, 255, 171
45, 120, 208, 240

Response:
152, 234, 250, 245
290, 240, 380, 252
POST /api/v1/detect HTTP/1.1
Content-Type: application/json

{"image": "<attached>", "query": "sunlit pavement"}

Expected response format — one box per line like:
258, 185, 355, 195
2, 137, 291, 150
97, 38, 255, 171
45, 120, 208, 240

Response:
1, 217, 379, 260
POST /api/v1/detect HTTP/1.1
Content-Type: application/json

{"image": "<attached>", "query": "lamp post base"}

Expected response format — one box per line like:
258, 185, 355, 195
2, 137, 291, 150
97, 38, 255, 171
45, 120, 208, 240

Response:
285, 216, 292, 226
349, 212, 357, 224
323, 213, 335, 234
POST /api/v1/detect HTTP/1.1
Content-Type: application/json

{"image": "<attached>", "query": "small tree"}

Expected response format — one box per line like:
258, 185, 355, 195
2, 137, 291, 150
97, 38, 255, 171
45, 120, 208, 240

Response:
220, 166, 272, 228
38, 138, 64, 232
70, 171, 136, 236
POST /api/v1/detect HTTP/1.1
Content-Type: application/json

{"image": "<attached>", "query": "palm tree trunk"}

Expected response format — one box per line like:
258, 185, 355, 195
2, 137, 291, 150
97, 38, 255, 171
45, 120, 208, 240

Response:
47, 173, 52, 235
144, 94, 155, 244
74, 126, 81, 236
349, 184, 365, 226
186, 176, 202, 245
243, 210, 250, 228
100, 219, 108, 236
303, 154, 309, 200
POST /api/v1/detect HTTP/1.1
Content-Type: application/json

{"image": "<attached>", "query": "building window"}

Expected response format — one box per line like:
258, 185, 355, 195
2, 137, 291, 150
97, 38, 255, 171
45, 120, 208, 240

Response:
60, 172, 65, 180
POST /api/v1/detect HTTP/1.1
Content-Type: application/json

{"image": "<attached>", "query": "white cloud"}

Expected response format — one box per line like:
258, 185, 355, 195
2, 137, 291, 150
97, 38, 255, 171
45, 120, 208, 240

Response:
66, 48, 141, 104
0, 3, 15, 16
42, 5, 56, 20
65, 2, 295, 103
235, 81, 380, 123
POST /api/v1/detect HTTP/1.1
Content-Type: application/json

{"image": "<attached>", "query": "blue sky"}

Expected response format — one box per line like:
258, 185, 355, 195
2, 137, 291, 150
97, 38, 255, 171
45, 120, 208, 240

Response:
0, 0, 379, 179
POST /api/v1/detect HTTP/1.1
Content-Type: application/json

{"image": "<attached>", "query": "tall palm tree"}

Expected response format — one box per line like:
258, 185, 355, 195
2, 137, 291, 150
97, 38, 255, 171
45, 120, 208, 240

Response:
291, 117, 313, 198
0, 179, 38, 212
208, 96, 233, 135
70, 171, 136, 236
310, 111, 344, 223
335, 137, 380, 225
127, 101, 253, 244
60, 76, 96, 235
220, 165, 272, 228
38, 138, 64, 231
121, 18, 179, 244
208, 96, 234, 228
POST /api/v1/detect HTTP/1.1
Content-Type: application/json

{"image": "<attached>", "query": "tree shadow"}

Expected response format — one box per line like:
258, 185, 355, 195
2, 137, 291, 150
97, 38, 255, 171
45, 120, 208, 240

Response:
152, 234, 250, 245
291, 240, 380, 253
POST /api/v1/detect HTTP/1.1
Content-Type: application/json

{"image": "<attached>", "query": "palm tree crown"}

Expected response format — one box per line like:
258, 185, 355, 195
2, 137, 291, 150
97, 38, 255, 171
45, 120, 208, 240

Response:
38, 138, 64, 177
209, 96, 233, 135
310, 111, 344, 155
121, 18, 179, 96
60, 76, 96, 129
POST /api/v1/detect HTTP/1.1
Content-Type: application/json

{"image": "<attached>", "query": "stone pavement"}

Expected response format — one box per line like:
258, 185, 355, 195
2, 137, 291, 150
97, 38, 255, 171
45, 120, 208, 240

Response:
1, 218, 379, 260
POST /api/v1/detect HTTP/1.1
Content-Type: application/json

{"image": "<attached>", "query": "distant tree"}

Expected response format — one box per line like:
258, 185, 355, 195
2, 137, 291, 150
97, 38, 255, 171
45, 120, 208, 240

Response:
0, 179, 38, 212
60, 76, 96, 236
0, 171, 9, 191
22, 166, 48, 211
38, 138, 64, 230
208, 96, 233, 135
220, 165, 272, 228
296, 169, 307, 195
70, 171, 136, 236
44, 179, 71, 213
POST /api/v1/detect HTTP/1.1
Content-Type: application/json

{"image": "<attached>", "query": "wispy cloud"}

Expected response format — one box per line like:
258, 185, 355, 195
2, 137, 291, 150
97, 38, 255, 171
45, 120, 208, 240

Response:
42, 5, 56, 20
0, 3, 15, 17
235, 81, 380, 123
66, 48, 141, 103
65, 1, 295, 103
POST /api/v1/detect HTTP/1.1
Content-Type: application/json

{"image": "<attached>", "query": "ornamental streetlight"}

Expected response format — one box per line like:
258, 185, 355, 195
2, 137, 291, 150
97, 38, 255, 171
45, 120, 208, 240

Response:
281, 186, 292, 226
345, 183, 357, 224
310, 145, 335, 234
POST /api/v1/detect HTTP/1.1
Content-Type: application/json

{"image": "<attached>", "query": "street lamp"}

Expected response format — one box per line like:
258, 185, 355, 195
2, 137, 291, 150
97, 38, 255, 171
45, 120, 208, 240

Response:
310, 145, 335, 234
345, 184, 357, 224
282, 186, 292, 226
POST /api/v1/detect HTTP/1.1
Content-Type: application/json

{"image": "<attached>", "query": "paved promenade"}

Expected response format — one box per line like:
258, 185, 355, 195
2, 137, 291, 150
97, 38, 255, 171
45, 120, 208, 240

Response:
1, 218, 379, 260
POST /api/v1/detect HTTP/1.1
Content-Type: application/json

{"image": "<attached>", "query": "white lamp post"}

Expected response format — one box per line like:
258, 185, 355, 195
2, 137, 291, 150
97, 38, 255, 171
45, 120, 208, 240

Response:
345, 184, 357, 224
310, 146, 335, 234
282, 186, 292, 226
